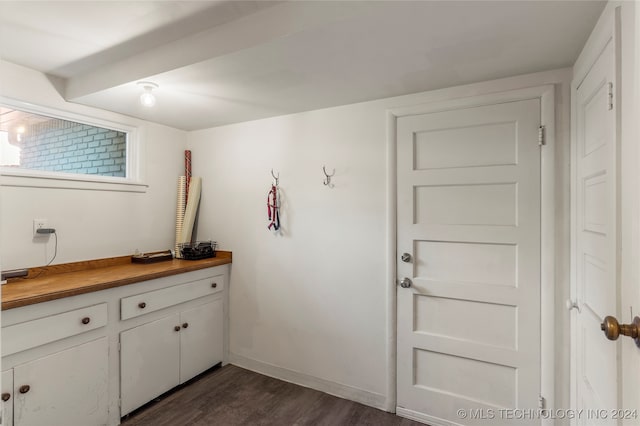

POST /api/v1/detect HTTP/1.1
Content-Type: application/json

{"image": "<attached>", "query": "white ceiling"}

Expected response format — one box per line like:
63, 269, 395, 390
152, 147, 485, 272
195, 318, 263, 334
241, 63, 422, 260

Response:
0, 1, 605, 131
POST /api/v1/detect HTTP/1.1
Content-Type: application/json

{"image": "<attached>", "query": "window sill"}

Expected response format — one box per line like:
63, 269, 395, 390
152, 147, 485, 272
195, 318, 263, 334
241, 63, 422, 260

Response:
1, 170, 148, 193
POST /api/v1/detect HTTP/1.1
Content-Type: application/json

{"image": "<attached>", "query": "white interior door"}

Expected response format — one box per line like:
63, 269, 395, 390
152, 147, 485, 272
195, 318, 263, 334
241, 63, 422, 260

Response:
571, 21, 618, 426
396, 97, 542, 425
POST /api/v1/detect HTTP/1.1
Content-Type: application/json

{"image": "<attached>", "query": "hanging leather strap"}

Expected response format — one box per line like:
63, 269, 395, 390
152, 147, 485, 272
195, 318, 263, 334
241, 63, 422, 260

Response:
267, 185, 280, 230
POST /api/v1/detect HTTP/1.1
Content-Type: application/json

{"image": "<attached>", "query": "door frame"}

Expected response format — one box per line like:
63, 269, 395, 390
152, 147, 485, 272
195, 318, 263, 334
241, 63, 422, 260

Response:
385, 84, 557, 418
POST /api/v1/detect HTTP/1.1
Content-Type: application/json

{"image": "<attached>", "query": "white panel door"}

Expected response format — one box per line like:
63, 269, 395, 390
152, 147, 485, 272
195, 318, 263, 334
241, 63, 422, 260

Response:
573, 38, 617, 426
397, 98, 541, 425
179, 299, 223, 383
13, 337, 108, 426
120, 314, 180, 415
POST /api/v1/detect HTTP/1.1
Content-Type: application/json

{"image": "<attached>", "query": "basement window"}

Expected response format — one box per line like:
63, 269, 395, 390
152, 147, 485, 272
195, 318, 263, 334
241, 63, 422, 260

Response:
0, 100, 145, 192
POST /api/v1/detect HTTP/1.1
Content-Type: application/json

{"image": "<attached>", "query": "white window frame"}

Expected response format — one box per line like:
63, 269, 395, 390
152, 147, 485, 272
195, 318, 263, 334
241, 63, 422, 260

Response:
0, 97, 147, 193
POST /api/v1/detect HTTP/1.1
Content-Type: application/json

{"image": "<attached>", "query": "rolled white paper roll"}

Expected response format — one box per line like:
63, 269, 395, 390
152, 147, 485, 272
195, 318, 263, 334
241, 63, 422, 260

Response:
180, 177, 202, 245
175, 176, 186, 258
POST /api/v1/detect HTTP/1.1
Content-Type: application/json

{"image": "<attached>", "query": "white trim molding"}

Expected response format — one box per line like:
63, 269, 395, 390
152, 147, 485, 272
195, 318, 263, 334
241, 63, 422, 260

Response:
396, 406, 465, 426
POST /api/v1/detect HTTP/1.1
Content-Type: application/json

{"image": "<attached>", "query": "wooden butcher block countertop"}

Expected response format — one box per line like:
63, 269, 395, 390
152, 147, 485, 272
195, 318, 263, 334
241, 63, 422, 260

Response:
2, 251, 232, 310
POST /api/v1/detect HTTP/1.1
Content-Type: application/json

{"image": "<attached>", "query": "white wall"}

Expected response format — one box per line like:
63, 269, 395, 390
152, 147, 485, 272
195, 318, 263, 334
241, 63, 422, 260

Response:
188, 68, 573, 410
191, 102, 391, 407
0, 61, 186, 270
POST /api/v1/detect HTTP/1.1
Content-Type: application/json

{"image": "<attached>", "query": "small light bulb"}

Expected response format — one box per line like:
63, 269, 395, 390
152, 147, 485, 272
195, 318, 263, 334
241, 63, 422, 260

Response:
137, 81, 159, 108
140, 91, 156, 107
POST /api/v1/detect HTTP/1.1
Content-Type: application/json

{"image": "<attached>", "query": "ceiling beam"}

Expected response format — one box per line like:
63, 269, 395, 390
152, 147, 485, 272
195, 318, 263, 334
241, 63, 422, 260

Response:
64, 1, 369, 100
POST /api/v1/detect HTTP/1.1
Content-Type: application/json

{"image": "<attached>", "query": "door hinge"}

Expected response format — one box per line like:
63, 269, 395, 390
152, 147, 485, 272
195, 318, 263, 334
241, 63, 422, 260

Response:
538, 394, 546, 410
118, 341, 121, 352
538, 125, 546, 146
608, 82, 614, 110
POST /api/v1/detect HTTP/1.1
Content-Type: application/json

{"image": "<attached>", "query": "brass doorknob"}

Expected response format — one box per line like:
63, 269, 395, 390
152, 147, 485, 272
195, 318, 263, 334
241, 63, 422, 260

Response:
1, 392, 10, 401
601, 316, 640, 347
19, 385, 30, 394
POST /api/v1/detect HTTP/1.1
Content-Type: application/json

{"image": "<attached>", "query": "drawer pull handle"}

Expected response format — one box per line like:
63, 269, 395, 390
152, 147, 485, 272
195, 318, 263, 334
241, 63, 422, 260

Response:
211, 282, 218, 288
1, 393, 10, 402
182, 322, 189, 329
81, 317, 91, 325
19, 385, 30, 394
138, 302, 147, 309
174, 326, 181, 332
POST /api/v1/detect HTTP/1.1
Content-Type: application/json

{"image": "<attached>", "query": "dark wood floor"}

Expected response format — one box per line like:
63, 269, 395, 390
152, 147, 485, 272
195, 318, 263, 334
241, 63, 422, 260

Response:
121, 364, 422, 426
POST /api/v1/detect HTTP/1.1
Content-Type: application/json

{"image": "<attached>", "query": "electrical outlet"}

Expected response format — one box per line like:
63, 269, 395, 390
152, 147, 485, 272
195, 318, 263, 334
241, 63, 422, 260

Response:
33, 219, 48, 237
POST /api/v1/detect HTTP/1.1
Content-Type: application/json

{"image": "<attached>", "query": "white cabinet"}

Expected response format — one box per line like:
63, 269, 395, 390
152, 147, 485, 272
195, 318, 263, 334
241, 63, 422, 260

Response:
2, 370, 13, 426
2, 264, 229, 426
4, 337, 109, 426
2, 303, 108, 357
120, 314, 180, 415
120, 299, 223, 415
1, 303, 109, 426
179, 300, 223, 383
120, 276, 222, 320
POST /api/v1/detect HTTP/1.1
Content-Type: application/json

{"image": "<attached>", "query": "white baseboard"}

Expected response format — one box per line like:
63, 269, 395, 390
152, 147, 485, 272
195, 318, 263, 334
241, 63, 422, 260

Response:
397, 407, 465, 426
228, 352, 388, 411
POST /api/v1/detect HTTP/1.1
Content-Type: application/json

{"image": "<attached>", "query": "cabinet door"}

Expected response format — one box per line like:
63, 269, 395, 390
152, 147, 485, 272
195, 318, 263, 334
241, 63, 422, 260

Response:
179, 299, 223, 383
2, 370, 13, 426
120, 313, 180, 415
13, 337, 108, 426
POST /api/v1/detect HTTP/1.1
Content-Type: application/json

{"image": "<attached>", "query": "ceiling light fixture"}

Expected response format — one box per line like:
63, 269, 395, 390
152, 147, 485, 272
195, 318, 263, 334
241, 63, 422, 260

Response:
137, 81, 159, 107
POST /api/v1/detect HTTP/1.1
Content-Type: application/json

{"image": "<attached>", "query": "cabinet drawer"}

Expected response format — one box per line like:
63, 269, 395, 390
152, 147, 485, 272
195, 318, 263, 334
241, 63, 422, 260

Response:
2, 303, 107, 357
121, 275, 224, 320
